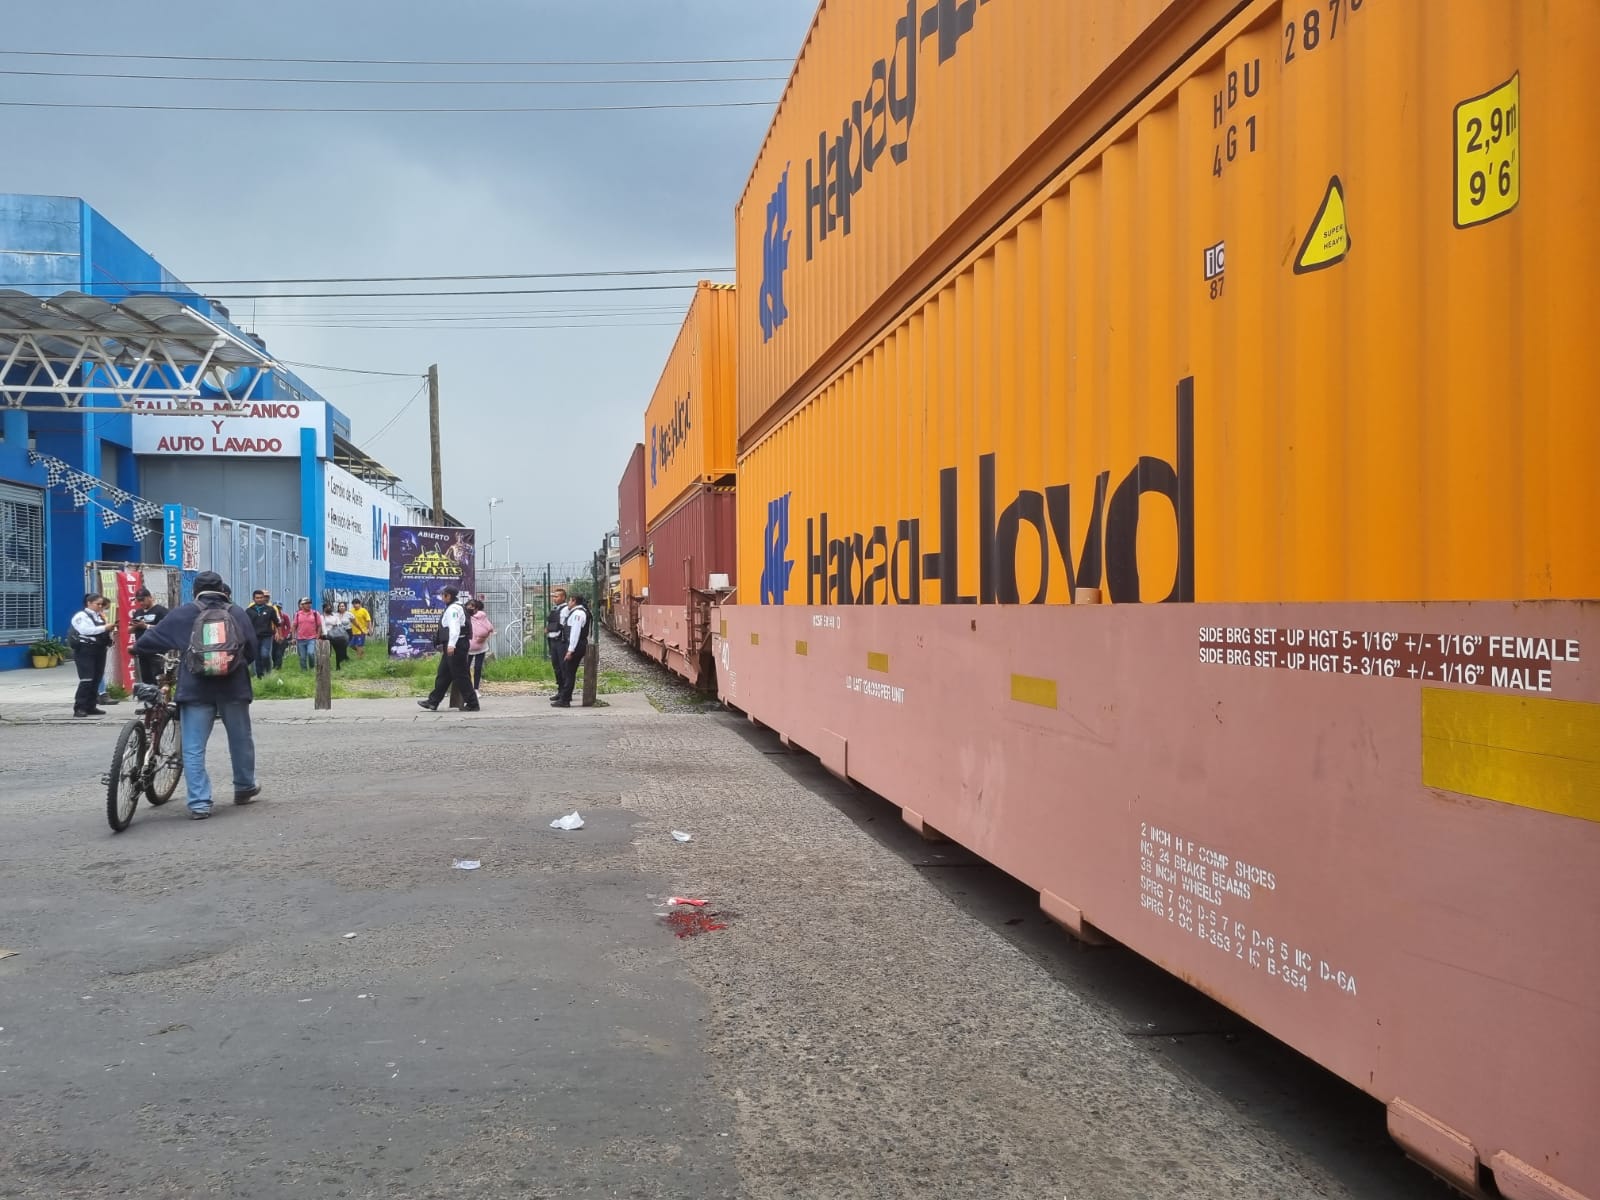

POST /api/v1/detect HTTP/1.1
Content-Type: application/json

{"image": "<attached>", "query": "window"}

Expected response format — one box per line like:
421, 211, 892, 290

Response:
0, 481, 46, 642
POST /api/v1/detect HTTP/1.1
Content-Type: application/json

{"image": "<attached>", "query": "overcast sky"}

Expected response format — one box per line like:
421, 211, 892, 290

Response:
3, 1, 817, 565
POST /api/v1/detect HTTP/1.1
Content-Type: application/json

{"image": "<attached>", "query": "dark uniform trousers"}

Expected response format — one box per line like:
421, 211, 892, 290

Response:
427, 634, 476, 708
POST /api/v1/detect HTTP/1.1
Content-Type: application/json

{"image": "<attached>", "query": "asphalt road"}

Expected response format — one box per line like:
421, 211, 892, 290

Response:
0, 685, 1452, 1199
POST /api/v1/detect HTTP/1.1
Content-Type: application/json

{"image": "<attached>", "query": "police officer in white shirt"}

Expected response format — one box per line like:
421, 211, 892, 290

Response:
70, 592, 116, 717
552, 592, 590, 707
418, 585, 478, 712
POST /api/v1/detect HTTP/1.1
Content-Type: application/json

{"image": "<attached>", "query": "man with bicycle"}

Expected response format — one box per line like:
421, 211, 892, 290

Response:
130, 571, 261, 821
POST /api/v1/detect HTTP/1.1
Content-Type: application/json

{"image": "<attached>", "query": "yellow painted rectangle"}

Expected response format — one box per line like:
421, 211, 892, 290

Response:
644, 282, 737, 525
750, 632, 760, 646
866, 651, 890, 673
1422, 689, 1600, 823
795, 640, 809, 656
1011, 675, 1059, 710
737, 0, 1600, 607
719, 619, 727, 639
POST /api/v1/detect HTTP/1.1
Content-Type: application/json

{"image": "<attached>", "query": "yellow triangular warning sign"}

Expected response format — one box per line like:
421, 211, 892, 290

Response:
1294, 176, 1350, 274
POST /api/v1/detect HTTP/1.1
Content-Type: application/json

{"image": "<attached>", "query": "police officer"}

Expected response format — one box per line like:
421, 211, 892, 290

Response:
418, 586, 477, 713
553, 591, 589, 708
545, 586, 568, 676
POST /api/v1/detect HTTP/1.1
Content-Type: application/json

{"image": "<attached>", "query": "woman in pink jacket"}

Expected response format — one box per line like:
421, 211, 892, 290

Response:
466, 598, 494, 699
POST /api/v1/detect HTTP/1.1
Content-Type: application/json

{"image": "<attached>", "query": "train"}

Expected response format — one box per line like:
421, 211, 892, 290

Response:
602, 3, 1600, 1197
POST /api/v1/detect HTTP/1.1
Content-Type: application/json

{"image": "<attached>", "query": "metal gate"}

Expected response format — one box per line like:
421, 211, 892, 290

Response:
472, 565, 526, 659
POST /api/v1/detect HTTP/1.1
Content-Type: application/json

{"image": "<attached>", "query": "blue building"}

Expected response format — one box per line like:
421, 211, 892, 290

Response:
0, 193, 444, 671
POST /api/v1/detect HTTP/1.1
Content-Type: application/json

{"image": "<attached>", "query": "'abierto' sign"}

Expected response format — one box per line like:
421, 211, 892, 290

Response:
131, 401, 327, 458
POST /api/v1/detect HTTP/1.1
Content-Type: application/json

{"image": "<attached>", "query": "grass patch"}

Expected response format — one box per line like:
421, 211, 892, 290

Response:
252, 649, 557, 700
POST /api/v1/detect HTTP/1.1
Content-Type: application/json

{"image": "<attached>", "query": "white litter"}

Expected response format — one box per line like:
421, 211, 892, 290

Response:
453, 859, 481, 870
670, 831, 693, 842
549, 812, 585, 831
342, 932, 357, 940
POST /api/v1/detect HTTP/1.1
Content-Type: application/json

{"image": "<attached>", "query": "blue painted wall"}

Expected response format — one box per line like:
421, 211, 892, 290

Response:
0, 193, 361, 670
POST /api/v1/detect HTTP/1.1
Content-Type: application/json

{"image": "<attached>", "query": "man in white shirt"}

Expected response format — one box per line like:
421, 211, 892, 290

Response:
418, 585, 478, 712
551, 591, 590, 708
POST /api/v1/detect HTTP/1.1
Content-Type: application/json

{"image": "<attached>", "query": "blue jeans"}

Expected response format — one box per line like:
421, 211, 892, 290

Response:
255, 639, 273, 679
297, 638, 316, 668
179, 700, 257, 812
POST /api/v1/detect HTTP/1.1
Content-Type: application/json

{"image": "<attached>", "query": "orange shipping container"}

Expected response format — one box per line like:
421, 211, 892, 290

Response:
643, 282, 737, 526
735, 0, 1239, 442
740, 0, 1600, 608
620, 551, 648, 604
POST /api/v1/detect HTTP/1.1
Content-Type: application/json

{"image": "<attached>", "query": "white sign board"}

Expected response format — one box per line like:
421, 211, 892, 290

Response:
131, 400, 327, 458
323, 460, 408, 580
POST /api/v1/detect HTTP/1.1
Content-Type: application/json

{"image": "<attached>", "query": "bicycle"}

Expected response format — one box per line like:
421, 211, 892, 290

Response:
105, 653, 184, 833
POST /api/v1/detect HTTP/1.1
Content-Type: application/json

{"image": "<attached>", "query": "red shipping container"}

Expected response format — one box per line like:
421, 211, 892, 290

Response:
616, 443, 646, 560
642, 485, 735, 610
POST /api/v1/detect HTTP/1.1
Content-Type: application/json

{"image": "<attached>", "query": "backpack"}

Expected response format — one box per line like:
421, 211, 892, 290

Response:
186, 603, 246, 677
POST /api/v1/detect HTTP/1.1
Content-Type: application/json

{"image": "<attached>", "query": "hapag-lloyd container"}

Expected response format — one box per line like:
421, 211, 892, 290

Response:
723, 2, 1600, 1196
617, 443, 646, 560
639, 485, 736, 688
740, 0, 1599, 607
736, 0, 1240, 442
643, 282, 736, 526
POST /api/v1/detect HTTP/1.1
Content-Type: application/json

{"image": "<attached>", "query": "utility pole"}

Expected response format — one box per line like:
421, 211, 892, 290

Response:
427, 363, 443, 525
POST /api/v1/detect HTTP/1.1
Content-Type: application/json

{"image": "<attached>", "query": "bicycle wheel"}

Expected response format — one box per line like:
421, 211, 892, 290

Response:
144, 707, 183, 806
106, 720, 147, 833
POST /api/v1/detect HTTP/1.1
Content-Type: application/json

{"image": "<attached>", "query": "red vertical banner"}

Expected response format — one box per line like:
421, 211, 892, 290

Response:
114, 570, 143, 693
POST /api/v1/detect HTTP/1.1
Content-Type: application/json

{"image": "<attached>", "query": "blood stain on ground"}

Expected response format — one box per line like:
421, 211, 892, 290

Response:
662, 909, 728, 938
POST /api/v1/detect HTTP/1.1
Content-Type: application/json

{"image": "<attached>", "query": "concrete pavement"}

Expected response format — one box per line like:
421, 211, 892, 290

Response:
0, 683, 1450, 1198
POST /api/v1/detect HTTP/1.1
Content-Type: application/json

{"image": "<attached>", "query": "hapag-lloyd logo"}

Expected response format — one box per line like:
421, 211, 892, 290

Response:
764, 378, 1195, 606
650, 392, 693, 489
760, 494, 795, 604
759, 0, 995, 342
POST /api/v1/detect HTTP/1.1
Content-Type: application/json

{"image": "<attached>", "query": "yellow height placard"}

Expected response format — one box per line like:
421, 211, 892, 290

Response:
1454, 73, 1520, 228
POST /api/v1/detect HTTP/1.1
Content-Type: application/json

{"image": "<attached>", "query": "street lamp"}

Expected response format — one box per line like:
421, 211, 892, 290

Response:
487, 497, 503, 567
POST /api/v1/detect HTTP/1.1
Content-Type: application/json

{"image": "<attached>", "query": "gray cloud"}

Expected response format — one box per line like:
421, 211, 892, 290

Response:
2, 0, 816, 561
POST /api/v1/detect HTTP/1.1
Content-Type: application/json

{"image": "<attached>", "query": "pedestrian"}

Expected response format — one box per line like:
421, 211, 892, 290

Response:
325, 601, 352, 670
552, 591, 590, 707
291, 597, 323, 669
417, 585, 477, 712
69, 593, 115, 717
466, 597, 494, 697
245, 589, 278, 679
349, 597, 372, 657
263, 592, 290, 671
120, 570, 260, 820
544, 585, 568, 677
128, 586, 170, 685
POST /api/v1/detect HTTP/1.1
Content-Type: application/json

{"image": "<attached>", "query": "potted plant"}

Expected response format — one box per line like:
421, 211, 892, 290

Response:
46, 635, 73, 665
28, 638, 57, 668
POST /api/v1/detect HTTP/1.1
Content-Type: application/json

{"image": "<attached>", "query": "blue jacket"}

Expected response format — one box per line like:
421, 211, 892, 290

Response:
132, 591, 259, 705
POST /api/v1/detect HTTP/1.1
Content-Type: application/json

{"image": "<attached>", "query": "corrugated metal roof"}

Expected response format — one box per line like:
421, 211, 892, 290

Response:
0, 289, 268, 368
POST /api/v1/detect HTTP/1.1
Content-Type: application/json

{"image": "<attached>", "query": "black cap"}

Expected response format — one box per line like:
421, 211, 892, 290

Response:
194, 571, 230, 596
134, 587, 151, 599
441, 586, 458, 599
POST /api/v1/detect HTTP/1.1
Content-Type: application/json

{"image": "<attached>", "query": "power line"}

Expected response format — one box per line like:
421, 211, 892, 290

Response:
0, 66, 788, 86
360, 380, 428, 450
260, 320, 685, 331
0, 49, 794, 67
207, 284, 704, 299
2, 266, 730, 287
0, 97, 776, 114
273, 358, 422, 378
